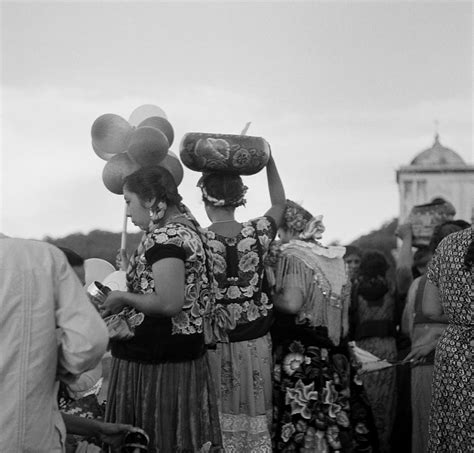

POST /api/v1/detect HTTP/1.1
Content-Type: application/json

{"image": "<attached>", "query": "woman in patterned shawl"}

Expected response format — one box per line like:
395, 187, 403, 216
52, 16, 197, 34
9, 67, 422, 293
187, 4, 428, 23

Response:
422, 225, 473, 452
403, 220, 470, 453
270, 200, 377, 453
198, 153, 285, 452
102, 166, 222, 452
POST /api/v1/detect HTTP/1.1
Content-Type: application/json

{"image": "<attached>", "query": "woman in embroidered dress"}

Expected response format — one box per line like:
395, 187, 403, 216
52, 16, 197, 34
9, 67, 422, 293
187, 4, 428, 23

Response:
422, 225, 473, 452
349, 251, 397, 453
270, 200, 377, 453
102, 166, 222, 453
199, 153, 285, 452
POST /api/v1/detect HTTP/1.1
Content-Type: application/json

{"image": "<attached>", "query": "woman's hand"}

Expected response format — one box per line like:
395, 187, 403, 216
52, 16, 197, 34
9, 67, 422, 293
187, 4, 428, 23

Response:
97, 422, 139, 448
101, 290, 128, 316
395, 222, 413, 241
116, 248, 129, 271
405, 340, 437, 364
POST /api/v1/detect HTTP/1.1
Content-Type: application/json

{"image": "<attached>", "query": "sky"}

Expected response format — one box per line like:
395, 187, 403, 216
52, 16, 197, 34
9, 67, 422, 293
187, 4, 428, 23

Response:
1, 1, 472, 245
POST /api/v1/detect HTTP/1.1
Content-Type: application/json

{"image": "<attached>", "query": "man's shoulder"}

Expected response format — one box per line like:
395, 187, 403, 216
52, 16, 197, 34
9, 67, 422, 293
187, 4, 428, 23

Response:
1, 237, 65, 267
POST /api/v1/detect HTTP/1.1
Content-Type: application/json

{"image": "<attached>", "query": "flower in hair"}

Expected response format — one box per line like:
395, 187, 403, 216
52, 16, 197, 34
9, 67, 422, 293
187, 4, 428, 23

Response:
299, 215, 325, 241
201, 187, 226, 207
148, 201, 168, 229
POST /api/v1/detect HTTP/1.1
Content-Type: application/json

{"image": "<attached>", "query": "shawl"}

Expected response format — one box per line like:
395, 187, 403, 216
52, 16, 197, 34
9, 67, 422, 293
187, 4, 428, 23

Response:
275, 240, 350, 345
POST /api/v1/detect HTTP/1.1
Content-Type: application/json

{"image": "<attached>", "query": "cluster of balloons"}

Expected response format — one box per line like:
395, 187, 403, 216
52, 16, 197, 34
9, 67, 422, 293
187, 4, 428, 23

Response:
91, 105, 183, 194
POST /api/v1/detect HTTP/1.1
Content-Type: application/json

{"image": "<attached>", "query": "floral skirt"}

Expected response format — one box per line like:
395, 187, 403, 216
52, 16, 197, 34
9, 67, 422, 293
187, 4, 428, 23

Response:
105, 354, 222, 453
273, 338, 377, 453
207, 334, 273, 453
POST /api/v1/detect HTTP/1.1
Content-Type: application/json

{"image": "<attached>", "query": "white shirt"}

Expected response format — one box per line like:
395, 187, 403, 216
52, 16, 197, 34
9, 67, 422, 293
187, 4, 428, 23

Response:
0, 236, 109, 452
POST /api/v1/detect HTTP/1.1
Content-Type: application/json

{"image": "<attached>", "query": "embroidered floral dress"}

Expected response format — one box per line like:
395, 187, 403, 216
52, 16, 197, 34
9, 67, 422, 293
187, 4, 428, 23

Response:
206, 216, 277, 453
271, 241, 377, 452
426, 228, 473, 453
106, 221, 222, 453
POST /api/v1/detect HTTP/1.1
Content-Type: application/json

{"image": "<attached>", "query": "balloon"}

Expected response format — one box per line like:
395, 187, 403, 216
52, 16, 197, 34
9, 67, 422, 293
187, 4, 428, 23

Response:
138, 116, 174, 147
127, 126, 169, 167
91, 113, 133, 156
92, 141, 116, 161
129, 104, 168, 126
102, 152, 140, 194
84, 258, 116, 288
159, 151, 184, 186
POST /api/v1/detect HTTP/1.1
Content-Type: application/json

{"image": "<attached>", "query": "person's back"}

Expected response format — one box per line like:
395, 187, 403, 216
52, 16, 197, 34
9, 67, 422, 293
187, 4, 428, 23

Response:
0, 236, 108, 452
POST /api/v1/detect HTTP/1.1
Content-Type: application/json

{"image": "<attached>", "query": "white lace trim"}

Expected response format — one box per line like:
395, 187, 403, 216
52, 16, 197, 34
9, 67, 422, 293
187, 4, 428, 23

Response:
220, 412, 272, 453
283, 240, 346, 259
220, 411, 271, 434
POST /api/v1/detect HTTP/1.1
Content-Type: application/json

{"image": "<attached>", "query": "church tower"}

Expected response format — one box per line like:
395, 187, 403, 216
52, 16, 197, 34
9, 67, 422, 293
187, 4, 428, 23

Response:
396, 133, 474, 222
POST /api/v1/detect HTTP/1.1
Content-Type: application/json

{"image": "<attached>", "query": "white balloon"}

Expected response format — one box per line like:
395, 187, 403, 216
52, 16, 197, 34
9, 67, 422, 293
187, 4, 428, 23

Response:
84, 258, 116, 288
102, 270, 127, 292
129, 104, 168, 126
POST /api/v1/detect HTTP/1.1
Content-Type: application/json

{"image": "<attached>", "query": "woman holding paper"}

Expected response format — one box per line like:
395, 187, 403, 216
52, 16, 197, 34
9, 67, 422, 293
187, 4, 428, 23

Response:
101, 166, 221, 453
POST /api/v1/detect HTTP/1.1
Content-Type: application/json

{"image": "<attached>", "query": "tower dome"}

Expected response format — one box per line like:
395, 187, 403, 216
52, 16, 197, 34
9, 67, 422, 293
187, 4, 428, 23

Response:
410, 134, 466, 167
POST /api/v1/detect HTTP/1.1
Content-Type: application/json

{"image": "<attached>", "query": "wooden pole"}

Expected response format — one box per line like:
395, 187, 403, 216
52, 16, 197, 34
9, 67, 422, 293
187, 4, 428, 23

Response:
120, 201, 128, 251
240, 122, 251, 135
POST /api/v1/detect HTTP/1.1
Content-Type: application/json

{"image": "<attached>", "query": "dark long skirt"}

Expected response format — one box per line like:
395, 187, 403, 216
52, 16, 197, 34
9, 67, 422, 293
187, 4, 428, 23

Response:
105, 354, 222, 453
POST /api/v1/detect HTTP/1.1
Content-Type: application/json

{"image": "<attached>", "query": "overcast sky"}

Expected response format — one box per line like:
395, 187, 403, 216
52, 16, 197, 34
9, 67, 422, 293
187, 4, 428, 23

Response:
1, 1, 472, 244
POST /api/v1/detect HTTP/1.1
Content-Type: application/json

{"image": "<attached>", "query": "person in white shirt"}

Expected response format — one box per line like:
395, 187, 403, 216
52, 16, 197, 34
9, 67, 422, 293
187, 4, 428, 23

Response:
0, 235, 109, 452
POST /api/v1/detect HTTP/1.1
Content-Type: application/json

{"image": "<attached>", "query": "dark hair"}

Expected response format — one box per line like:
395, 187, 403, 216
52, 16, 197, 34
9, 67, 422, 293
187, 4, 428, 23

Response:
359, 250, 389, 279
452, 219, 471, 229
344, 245, 362, 259
124, 166, 182, 208
413, 247, 431, 266
429, 220, 470, 252
58, 246, 84, 267
357, 250, 390, 301
199, 172, 247, 208
430, 197, 447, 205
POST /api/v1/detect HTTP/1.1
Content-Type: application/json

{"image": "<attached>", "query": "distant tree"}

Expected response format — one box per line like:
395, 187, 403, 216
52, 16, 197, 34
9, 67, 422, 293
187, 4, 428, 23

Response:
46, 218, 401, 272
350, 217, 399, 280
46, 230, 143, 265
351, 218, 398, 256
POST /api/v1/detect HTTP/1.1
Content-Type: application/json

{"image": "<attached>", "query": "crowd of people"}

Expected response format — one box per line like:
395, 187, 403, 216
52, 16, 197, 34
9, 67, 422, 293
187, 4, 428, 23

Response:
1, 152, 472, 453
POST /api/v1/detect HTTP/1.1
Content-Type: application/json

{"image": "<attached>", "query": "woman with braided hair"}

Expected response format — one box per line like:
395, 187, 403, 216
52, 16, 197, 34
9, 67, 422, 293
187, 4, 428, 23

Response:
270, 200, 377, 452
198, 154, 285, 452
101, 166, 222, 452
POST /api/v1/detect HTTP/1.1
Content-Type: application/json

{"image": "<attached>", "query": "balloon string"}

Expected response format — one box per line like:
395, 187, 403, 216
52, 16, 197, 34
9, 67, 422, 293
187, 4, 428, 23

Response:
121, 202, 128, 250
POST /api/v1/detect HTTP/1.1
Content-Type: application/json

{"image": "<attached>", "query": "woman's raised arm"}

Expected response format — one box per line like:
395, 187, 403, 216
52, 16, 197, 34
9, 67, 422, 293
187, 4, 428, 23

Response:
264, 153, 286, 228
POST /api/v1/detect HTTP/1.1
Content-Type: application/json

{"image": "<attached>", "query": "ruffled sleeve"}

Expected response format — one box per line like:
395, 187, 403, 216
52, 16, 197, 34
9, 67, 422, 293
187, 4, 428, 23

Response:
274, 242, 348, 346
275, 250, 313, 300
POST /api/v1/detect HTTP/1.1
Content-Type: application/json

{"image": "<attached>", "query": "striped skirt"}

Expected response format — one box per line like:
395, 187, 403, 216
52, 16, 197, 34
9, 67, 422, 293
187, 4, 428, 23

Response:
105, 353, 222, 453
